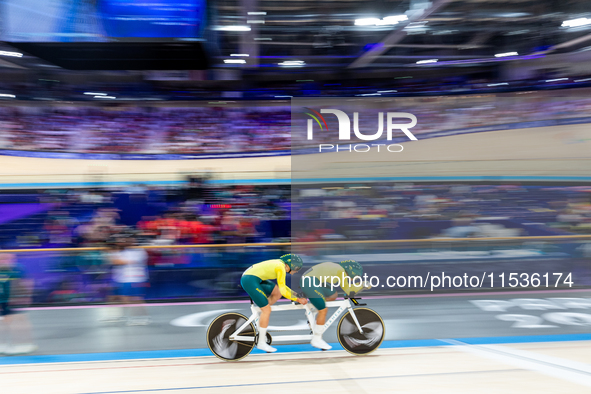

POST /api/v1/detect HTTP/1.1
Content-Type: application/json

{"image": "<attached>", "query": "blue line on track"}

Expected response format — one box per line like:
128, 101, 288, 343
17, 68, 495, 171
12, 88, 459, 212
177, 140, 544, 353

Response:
0, 179, 294, 188
0, 181, 185, 188
3, 333, 591, 366
456, 333, 591, 345
293, 176, 591, 183
2, 175, 591, 189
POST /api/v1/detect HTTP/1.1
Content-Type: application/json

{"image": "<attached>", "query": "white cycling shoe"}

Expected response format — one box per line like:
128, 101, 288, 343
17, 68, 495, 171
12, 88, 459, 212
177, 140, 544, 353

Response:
256, 342, 277, 353
311, 336, 332, 350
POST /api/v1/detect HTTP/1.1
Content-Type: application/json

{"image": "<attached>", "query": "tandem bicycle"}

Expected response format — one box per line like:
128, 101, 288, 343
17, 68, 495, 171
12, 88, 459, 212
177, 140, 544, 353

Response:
206, 295, 384, 361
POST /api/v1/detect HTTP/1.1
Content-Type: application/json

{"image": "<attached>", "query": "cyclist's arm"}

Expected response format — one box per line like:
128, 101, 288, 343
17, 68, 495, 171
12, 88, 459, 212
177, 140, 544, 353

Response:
342, 281, 365, 296
346, 285, 372, 298
336, 265, 363, 295
275, 266, 298, 302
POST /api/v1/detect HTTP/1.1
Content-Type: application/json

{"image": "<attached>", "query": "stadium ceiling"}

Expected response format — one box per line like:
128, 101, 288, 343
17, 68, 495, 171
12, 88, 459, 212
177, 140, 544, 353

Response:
212, 0, 591, 71
3, 0, 591, 73
7, 43, 210, 71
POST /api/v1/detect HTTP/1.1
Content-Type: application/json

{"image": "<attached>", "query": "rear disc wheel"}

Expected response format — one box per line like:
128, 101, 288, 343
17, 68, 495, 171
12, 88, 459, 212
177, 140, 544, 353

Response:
206, 312, 255, 361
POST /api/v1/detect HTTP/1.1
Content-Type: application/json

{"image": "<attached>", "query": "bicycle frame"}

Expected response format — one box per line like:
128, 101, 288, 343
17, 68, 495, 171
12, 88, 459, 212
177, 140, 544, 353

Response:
229, 298, 364, 343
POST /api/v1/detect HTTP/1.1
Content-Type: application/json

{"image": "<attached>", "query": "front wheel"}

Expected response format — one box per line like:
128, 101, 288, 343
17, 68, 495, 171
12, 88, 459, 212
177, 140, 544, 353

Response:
206, 312, 255, 361
337, 307, 384, 355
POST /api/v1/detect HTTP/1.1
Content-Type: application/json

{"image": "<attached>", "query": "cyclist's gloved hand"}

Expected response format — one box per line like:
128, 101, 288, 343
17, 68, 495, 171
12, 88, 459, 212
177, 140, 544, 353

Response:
348, 291, 356, 298
296, 297, 308, 305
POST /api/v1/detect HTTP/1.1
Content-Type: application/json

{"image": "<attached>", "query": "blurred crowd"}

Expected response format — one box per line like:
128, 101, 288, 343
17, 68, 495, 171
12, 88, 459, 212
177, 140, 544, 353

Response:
0, 94, 590, 154
5, 182, 290, 250
3, 183, 590, 251
0, 182, 291, 323
0, 181, 588, 313
294, 184, 591, 240
0, 106, 290, 154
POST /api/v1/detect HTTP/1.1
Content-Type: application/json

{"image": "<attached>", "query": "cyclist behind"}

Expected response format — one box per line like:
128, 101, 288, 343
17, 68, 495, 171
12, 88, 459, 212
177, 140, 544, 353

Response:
300, 260, 366, 350
240, 254, 308, 353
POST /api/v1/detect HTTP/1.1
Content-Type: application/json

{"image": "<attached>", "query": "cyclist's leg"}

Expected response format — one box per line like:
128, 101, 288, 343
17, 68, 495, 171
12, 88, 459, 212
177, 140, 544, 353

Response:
316, 289, 337, 325
301, 278, 338, 323
257, 280, 278, 326
300, 280, 326, 312
241, 275, 270, 308
326, 292, 338, 302
240, 275, 276, 352
300, 279, 332, 350
260, 280, 280, 306
316, 291, 338, 326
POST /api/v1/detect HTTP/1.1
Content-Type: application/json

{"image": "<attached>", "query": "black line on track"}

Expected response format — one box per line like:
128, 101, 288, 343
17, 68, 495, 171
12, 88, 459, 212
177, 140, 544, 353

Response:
76, 368, 522, 393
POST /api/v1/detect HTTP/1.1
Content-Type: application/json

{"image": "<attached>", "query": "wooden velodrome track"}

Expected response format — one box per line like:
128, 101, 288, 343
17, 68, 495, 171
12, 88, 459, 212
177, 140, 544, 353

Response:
4, 290, 591, 393
293, 122, 591, 181
0, 123, 589, 185
3, 342, 591, 394
1, 125, 591, 393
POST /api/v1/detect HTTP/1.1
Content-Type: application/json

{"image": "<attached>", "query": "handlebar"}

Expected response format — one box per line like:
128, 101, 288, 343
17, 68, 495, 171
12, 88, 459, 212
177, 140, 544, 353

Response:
345, 293, 367, 306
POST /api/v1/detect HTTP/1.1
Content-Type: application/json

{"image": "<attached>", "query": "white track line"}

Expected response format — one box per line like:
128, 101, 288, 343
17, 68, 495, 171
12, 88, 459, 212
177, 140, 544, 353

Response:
444, 339, 591, 388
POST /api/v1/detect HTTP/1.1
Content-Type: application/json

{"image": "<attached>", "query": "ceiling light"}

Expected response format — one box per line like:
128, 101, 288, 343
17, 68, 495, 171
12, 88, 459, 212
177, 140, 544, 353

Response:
487, 83, 509, 86
545, 78, 568, 82
432, 30, 457, 35
496, 12, 530, 18
356, 15, 407, 26
248, 12, 267, 15
254, 37, 272, 41
246, 20, 264, 24
505, 30, 529, 36
416, 59, 438, 64
377, 90, 397, 93
215, 26, 251, 31
0, 50, 23, 57
382, 15, 408, 24
94, 96, 116, 99
405, 22, 428, 29
574, 77, 591, 82
84, 92, 107, 95
279, 60, 305, 67
494, 52, 518, 57
562, 18, 591, 28
0, 93, 15, 98
355, 18, 381, 26
224, 59, 246, 64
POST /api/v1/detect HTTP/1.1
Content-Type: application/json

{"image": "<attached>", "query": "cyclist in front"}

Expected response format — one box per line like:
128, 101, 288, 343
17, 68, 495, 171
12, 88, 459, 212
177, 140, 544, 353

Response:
240, 254, 308, 353
300, 260, 367, 351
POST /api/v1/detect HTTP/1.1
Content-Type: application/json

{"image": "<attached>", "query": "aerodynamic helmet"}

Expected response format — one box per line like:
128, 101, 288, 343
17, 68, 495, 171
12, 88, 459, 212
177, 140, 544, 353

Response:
279, 254, 303, 273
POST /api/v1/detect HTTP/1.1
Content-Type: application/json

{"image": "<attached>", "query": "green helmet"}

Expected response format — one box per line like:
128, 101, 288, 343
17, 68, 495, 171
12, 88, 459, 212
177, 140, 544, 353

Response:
340, 260, 363, 278
280, 254, 303, 273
